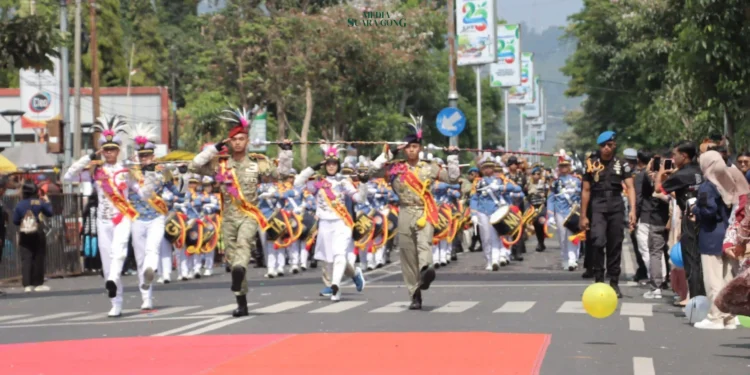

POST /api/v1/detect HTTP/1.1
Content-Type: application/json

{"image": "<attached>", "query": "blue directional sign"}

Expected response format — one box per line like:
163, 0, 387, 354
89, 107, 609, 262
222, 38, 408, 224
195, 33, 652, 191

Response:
436, 107, 467, 137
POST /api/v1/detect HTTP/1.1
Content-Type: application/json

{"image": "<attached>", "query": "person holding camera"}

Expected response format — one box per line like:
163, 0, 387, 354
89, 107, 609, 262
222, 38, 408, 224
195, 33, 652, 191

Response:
656, 140, 705, 299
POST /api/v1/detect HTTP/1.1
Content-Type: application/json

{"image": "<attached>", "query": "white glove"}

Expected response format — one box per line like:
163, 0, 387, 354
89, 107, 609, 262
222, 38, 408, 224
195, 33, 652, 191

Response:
293, 206, 304, 215
547, 216, 556, 227
258, 192, 273, 200
489, 181, 502, 191
374, 193, 383, 198
471, 216, 478, 226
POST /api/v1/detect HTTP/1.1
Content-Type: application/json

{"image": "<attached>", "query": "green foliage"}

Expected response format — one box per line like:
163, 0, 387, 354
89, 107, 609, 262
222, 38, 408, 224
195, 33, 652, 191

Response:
0, 14, 63, 71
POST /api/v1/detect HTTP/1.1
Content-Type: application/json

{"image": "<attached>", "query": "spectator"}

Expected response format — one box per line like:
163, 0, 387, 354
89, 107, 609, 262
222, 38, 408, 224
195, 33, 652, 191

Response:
657, 140, 705, 299
692, 151, 742, 329
637, 151, 671, 298
736, 152, 750, 184
12, 181, 53, 292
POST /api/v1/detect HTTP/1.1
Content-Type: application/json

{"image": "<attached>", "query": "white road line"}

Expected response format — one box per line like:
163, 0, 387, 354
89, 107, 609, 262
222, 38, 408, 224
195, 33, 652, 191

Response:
127, 306, 201, 319
370, 302, 411, 313
181, 316, 254, 336
0, 314, 31, 323
0, 316, 207, 329
629, 317, 645, 332
11, 312, 88, 324
358, 283, 595, 288
556, 301, 586, 314
66, 309, 139, 322
494, 301, 536, 313
633, 357, 655, 375
431, 301, 478, 313
308, 301, 367, 314
189, 304, 258, 316
152, 317, 228, 337
250, 301, 312, 314
620, 303, 653, 317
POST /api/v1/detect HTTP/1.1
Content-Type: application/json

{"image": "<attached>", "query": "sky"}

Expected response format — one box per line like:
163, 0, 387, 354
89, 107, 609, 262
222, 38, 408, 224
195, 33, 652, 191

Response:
496, 0, 583, 32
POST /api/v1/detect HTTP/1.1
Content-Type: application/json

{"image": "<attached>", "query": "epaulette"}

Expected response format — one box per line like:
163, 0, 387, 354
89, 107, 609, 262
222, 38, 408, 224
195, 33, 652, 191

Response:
247, 153, 267, 160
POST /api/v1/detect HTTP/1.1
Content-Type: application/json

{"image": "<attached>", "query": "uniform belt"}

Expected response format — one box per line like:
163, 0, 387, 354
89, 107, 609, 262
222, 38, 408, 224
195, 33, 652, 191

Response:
591, 190, 622, 198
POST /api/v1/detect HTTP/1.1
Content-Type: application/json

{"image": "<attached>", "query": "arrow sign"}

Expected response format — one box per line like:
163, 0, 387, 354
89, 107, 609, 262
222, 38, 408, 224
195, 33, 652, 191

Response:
436, 107, 466, 137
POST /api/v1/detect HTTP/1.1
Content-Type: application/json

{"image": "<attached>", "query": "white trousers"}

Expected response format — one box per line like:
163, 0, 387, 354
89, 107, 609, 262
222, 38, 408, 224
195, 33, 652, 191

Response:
96, 217, 132, 306
286, 241, 301, 268
176, 247, 201, 277
158, 238, 172, 280
300, 240, 309, 266
131, 217, 165, 301
260, 231, 286, 272
555, 213, 580, 267
477, 212, 508, 264
432, 240, 449, 264
200, 251, 214, 271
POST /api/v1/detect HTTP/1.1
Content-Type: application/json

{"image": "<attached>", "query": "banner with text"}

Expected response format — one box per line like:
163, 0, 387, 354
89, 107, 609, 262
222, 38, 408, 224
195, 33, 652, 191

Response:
457, 0, 497, 66
19, 58, 61, 129
489, 24, 521, 87
508, 52, 534, 104
523, 76, 542, 118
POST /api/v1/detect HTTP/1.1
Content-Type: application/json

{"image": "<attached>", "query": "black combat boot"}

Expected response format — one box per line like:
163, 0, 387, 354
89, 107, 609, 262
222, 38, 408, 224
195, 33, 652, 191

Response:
419, 267, 436, 291
610, 279, 623, 299
409, 290, 422, 310
233, 295, 249, 317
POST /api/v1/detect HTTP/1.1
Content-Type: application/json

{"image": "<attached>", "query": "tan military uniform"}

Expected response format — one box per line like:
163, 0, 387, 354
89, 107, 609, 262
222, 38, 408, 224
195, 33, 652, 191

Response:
191, 147, 291, 296
376, 158, 460, 297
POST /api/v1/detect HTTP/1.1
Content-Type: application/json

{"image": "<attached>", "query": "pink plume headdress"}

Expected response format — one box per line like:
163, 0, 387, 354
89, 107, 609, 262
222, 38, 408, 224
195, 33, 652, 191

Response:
320, 143, 342, 160
94, 114, 128, 147
220, 106, 253, 136
402, 113, 423, 144
123, 122, 159, 154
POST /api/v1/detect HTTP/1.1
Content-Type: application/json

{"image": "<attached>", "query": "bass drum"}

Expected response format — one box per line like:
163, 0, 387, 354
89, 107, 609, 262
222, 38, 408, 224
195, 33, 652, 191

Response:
295, 212, 317, 242
164, 212, 186, 246
184, 219, 205, 255
353, 212, 375, 243
265, 211, 288, 242
202, 215, 219, 253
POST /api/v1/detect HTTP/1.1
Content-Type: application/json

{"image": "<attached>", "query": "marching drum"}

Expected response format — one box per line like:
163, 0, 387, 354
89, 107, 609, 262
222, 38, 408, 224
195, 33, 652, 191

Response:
202, 215, 219, 253
265, 211, 288, 242
164, 211, 187, 246
353, 212, 375, 243
490, 205, 522, 236
563, 206, 581, 233
295, 212, 317, 242
185, 219, 205, 255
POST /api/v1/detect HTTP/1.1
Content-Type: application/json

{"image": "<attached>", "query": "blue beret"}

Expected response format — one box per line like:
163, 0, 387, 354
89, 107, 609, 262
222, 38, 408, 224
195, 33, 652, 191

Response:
468, 167, 479, 174
597, 131, 616, 145
532, 167, 542, 174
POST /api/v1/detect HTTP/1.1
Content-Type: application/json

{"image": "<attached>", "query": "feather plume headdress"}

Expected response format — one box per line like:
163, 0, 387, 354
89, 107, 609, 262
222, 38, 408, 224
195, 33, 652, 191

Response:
123, 122, 159, 155
220, 106, 253, 138
320, 143, 343, 161
558, 149, 571, 165
94, 114, 128, 148
402, 114, 424, 145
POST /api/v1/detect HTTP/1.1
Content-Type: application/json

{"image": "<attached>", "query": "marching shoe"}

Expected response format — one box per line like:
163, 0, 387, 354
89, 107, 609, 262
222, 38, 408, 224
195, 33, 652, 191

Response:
485, 264, 493, 271
194, 272, 202, 279
352, 267, 366, 292
330, 285, 341, 302
105, 280, 117, 298
142, 267, 155, 289
409, 290, 422, 310
230, 266, 246, 292
492, 262, 500, 271
319, 287, 333, 297
433, 262, 440, 270
203, 269, 212, 277
24, 286, 34, 293
292, 266, 300, 274
163, 278, 171, 284
264, 271, 276, 279
376, 263, 384, 269
568, 262, 578, 272
141, 299, 154, 311
301, 265, 308, 271
157, 277, 165, 284
108, 304, 123, 318
310, 260, 318, 268
419, 267, 436, 291
232, 295, 249, 317
34, 285, 50, 292
366, 265, 374, 271
499, 257, 509, 266
276, 268, 285, 277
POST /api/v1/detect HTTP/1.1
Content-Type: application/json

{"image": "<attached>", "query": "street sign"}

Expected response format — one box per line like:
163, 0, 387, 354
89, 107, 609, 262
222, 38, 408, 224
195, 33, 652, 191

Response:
436, 107, 467, 137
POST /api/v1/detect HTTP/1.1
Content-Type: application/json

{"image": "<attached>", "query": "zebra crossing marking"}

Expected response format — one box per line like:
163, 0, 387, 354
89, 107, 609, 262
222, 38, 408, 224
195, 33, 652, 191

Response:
0, 314, 31, 323
431, 301, 478, 313
189, 304, 258, 316
494, 301, 536, 313
67, 309, 140, 322
620, 303, 653, 317
251, 301, 313, 314
127, 306, 202, 319
370, 302, 411, 313
12, 312, 88, 324
556, 301, 586, 314
309, 301, 367, 314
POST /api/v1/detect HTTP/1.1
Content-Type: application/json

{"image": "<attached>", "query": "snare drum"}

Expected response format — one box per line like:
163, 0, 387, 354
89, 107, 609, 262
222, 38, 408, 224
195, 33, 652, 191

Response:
491, 205, 522, 236
563, 209, 581, 234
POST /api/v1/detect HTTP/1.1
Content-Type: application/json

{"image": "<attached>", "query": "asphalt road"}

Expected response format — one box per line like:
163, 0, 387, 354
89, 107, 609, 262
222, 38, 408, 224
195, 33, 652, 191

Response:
1, 237, 749, 375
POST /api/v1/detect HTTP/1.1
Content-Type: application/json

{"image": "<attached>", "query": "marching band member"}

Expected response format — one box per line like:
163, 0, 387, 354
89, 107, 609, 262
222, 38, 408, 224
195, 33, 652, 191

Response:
371, 115, 460, 310
272, 172, 304, 274
546, 153, 583, 271
190, 106, 292, 317
527, 165, 549, 252
368, 168, 392, 269
281, 169, 307, 273
158, 175, 183, 284
198, 176, 220, 276
123, 123, 172, 310
293, 143, 367, 302
506, 156, 528, 261
174, 174, 203, 280
258, 173, 283, 278
470, 155, 511, 270
63, 115, 151, 317
433, 180, 461, 267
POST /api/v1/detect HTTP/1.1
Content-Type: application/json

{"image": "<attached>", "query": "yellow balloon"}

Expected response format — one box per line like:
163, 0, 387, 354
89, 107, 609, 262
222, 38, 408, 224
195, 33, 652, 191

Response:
582, 283, 619, 319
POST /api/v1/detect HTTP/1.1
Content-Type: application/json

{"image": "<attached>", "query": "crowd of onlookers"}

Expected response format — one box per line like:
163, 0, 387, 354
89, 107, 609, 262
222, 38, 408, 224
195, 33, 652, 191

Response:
628, 136, 750, 330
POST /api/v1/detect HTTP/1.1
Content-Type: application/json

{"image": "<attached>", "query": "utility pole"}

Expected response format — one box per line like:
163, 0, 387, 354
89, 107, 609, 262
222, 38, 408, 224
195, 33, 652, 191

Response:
60, 0, 71, 192
447, 0, 459, 148
170, 46, 179, 150
73, 0, 82, 159
89, 0, 101, 149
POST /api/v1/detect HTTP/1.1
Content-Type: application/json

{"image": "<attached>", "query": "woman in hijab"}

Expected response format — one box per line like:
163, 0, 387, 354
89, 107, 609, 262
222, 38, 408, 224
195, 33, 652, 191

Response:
692, 150, 747, 329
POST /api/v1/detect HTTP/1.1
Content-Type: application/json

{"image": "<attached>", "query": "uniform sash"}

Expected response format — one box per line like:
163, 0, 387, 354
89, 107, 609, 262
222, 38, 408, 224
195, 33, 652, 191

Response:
95, 168, 138, 224
318, 181, 354, 228
216, 159, 269, 230
398, 166, 439, 228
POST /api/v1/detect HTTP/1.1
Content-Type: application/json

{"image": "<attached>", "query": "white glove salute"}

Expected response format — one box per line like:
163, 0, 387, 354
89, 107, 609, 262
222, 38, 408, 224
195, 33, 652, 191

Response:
471, 216, 479, 226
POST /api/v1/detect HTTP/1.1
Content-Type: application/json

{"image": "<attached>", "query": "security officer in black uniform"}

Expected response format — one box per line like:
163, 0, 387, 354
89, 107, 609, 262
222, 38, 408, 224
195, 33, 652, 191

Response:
579, 131, 636, 297
580, 151, 595, 278
506, 156, 528, 261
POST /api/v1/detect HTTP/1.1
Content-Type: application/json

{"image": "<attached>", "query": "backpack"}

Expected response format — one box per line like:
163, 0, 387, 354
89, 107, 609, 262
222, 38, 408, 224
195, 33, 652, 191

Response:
19, 210, 39, 234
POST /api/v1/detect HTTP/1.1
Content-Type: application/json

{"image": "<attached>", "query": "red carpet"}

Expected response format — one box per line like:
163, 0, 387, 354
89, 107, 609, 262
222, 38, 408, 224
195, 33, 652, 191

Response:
0, 332, 550, 375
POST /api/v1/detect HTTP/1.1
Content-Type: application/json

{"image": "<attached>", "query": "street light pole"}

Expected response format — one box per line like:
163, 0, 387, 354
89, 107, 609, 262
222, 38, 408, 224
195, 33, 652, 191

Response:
1, 110, 25, 148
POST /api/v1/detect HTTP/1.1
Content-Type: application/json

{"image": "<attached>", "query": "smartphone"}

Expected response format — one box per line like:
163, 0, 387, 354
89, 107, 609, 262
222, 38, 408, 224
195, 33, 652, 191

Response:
651, 156, 661, 172
664, 159, 673, 170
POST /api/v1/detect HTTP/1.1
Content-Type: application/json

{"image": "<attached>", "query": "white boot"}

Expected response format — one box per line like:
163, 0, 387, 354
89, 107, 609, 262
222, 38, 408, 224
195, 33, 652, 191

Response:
141, 299, 153, 311
108, 303, 123, 318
